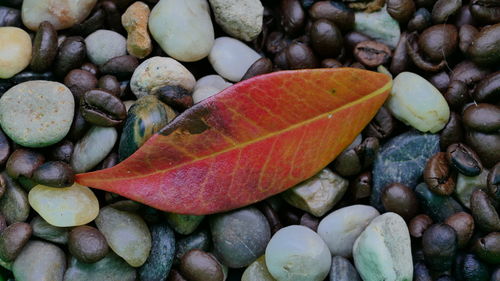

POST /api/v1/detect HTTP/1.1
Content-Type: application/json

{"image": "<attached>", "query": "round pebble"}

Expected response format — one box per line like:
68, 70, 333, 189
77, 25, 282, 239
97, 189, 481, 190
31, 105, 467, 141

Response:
0, 81, 74, 147
68, 226, 109, 263
0, 27, 32, 79
85, 30, 127, 65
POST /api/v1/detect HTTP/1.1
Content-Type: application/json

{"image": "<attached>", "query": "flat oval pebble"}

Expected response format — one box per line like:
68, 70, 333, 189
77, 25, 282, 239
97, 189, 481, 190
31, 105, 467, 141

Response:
63, 252, 136, 281
30, 216, 69, 244
265, 225, 331, 281
208, 37, 261, 82
353, 213, 413, 281
149, 0, 214, 62
0, 27, 32, 79
209, 0, 263, 41
71, 126, 117, 173
354, 6, 400, 48
317, 205, 380, 258
85, 30, 127, 65
211, 207, 270, 268
0, 81, 74, 147
13, 241, 66, 281
21, 0, 96, 30
28, 183, 99, 227
95, 206, 152, 267
387, 72, 450, 133
130, 56, 196, 99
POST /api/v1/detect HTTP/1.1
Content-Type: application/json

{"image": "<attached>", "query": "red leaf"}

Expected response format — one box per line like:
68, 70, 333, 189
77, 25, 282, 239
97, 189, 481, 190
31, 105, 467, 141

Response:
76, 68, 392, 215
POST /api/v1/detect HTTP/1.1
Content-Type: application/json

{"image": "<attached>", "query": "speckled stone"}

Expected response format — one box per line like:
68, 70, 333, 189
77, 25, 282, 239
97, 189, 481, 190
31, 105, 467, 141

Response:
0, 27, 32, 79
138, 223, 175, 281
371, 130, 440, 210
121, 2, 152, 59
0, 81, 74, 147
209, 0, 263, 41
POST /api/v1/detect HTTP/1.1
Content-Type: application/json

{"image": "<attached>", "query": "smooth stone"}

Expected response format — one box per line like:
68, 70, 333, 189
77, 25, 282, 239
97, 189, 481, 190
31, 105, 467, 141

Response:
354, 6, 401, 48
121, 2, 152, 59
175, 230, 211, 265
149, 0, 214, 62
0, 81, 74, 147
0, 27, 31, 79
242, 256, 276, 281
387, 72, 450, 133
71, 126, 117, 173
0, 172, 29, 224
118, 95, 176, 161
13, 241, 66, 281
209, 0, 263, 41
283, 168, 348, 217
179, 249, 228, 281
371, 130, 440, 210
265, 225, 331, 281
21, 0, 96, 30
95, 206, 152, 267
353, 213, 413, 281
63, 252, 136, 281
329, 256, 361, 281
0, 222, 32, 262
30, 216, 69, 244
166, 213, 204, 235
130, 56, 196, 99
317, 205, 380, 258
138, 223, 175, 281
211, 207, 271, 268
28, 183, 99, 227
454, 169, 489, 208
208, 37, 261, 82
415, 182, 464, 222
192, 75, 232, 103
85, 30, 127, 65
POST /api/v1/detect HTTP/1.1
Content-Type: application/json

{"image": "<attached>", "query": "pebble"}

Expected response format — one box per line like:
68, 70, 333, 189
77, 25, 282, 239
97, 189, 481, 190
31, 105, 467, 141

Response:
371, 130, 440, 210
13, 241, 66, 281
354, 6, 401, 48
149, 0, 214, 62
208, 37, 261, 82
121, 2, 152, 59
210, 207, 270, 268
454, 169, 488, 208
95, 206, 152, 267
68, 226, 109, 263
317, 205, 380, 258
21, 0, 96, 30
28, 183, 99, 227
209, 0, 263, 41
387, 72, 450, 133
0, 222, 32, 261
282, 168, 348, 217
0, 27, 31, 79
30, 216, 69, 244
0, 172, 29, 224
138, 223, 175, 281
241, 256, 276, 281
130, 56, 196, 99
0, 81, 74, 147
85, 30, 127, 65
265, 225, 331, 281
175, 230, 211, 264
179, 250, 227, 281
71, 126, 117, 173
415, 182, 464, 222
353, 213, 413, 281
165, 213, 204, 235
192, 75, 232, 103
329, 256, 361, 281
63, 252, 136, 281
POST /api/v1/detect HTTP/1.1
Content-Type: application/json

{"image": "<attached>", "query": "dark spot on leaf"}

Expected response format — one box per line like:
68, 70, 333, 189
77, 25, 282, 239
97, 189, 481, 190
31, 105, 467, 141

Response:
330, 89, 336, 94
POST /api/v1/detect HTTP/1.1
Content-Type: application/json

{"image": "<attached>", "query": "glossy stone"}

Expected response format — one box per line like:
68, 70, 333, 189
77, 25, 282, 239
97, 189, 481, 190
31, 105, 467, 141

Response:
381, 183, 419, 220
179, 250, 227, 281
444, 212, 474, 248
175, 230, 211, 264
28, 183, 99, 227
165, 213, 204, 235
68, 226, 109, 263
192, 74, 232, 103
422, 223, 457, 272
63, 252, 136, 281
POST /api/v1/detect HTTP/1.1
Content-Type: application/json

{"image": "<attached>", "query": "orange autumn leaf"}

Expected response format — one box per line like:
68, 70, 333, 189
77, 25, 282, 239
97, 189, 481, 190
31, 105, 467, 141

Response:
76, 68, 392, 215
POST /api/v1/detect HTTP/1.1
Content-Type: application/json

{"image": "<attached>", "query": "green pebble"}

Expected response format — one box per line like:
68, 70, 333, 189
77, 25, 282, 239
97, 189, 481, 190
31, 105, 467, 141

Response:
166, 213, 204, 235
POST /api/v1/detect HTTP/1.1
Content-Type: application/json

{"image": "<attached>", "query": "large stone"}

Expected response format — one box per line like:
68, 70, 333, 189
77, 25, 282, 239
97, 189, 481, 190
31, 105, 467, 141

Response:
13, 241, 66, 281
130, 56, 196, 99
21, 0, 96, 31
387, 72, 450, 133
283, 168, 348, 217
95, 206, 152, 267
0, 81, 74, 147
354, 6, 400, 48
149, 0, 214, 62
0, 27, 31, 79
371, 130, 440, 210
63, 252, 136, 281
317, 205, 380, 258
209, 0, 263, 41
353, 213, 413, 281
28, 183, 99, 227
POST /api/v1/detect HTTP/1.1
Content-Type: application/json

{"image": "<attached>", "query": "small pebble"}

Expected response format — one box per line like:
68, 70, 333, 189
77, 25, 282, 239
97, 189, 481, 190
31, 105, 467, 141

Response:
121, 1, 152, 59
68, 226, 109, 263
209, 0, 263, 41
85, 29, 127, 65
179, 250, 227, 281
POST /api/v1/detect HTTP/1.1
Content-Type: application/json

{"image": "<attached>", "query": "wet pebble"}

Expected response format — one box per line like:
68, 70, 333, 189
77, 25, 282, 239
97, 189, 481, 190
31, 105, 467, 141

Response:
470, 189, 500, 233
455, 169, 488, 208
329, 256, 361, 281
